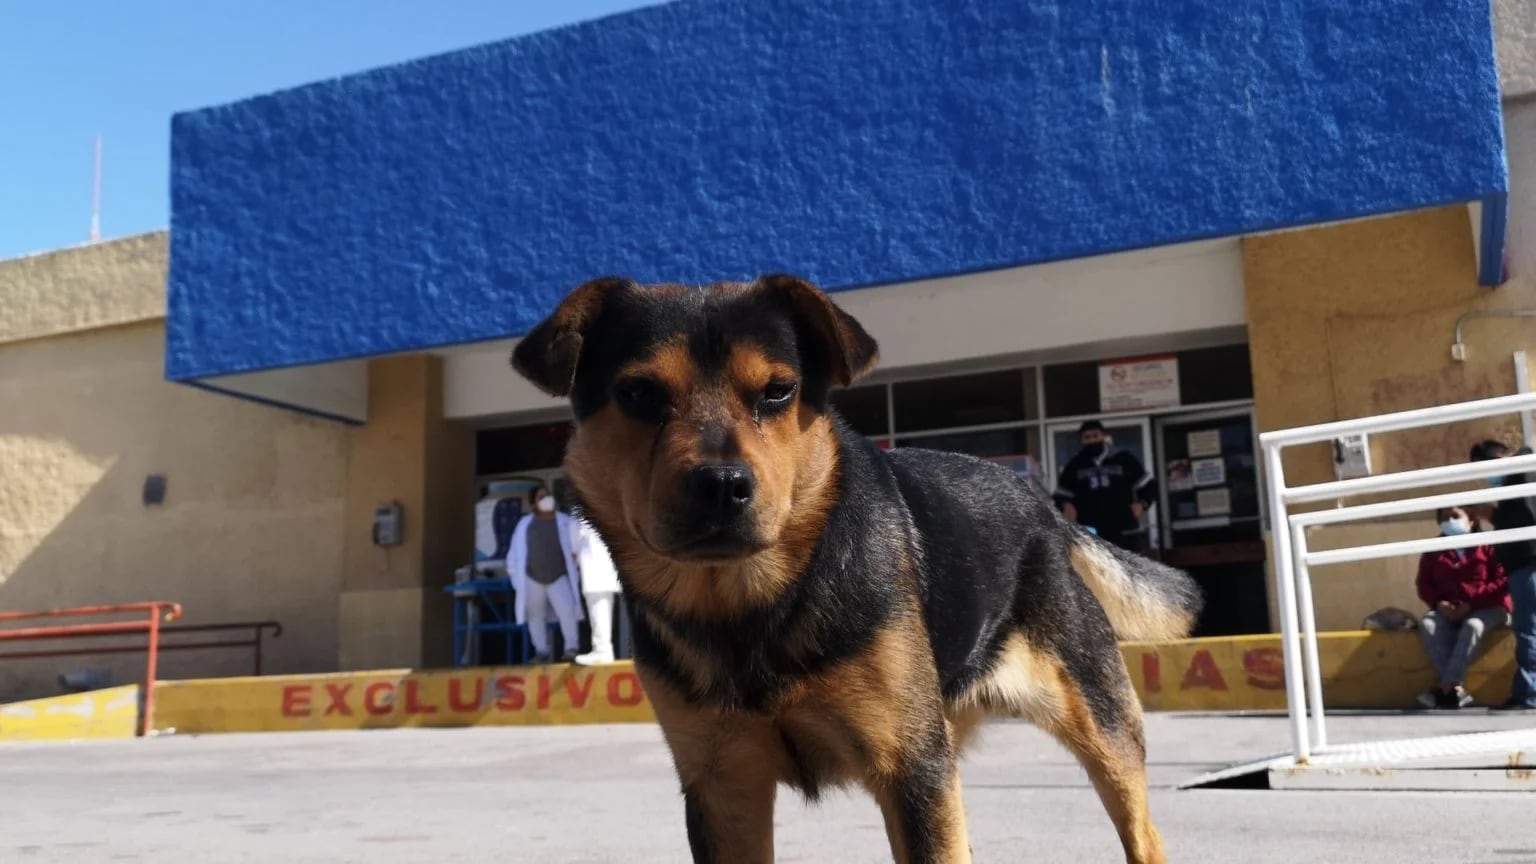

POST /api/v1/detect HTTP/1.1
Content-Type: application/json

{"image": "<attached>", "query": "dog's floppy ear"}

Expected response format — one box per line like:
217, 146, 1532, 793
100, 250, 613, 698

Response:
511, 277, 635, 397
756, 274, 879, 387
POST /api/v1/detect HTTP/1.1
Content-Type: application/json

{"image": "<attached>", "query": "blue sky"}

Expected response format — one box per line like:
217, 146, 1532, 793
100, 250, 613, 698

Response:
0, 1, 660, 259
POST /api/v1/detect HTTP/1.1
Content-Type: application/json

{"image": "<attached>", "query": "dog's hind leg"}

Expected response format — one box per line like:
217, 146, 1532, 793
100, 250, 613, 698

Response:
972, 633, 1165, 864
1046, 693, 1163, 864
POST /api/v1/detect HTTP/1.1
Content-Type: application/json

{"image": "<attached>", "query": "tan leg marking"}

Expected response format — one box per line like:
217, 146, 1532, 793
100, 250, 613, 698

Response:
638, 667, 778, 864
957, 633, 1166, 864
873, 768, 972, 864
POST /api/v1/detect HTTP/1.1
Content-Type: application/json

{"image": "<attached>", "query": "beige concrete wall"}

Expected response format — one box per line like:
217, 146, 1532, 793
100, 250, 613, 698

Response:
1497, 0, 1536, 99
1245, 203, 1525, 628
0, 233, 167, 345
1245, 206, 1516, 489
1245, 97, 1536, 629
338, 355, 473, 672
1291, 522, 1432, 633
0, 321, 348, 700
0, 231, 480, 693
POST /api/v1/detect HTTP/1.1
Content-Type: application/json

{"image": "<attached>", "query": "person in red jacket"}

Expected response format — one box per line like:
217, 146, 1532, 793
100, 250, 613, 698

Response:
1416, 506, 1513, 708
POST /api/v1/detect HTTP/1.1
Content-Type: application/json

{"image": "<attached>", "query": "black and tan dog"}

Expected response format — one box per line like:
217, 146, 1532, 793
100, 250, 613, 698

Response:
511, 275, 1202, 864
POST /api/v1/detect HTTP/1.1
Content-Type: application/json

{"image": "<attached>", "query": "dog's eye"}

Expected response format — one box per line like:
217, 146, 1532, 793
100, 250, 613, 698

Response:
614, 378, 668, 423
758, 380, 798, 414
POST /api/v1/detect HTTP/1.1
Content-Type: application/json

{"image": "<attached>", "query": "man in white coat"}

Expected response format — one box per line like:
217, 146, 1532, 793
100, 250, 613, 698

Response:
570, 511, 622, 666
506, 485, 584, 663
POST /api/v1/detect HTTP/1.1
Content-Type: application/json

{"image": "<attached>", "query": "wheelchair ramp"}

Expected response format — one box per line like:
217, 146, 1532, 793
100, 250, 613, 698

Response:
1183, 729, 1536, 791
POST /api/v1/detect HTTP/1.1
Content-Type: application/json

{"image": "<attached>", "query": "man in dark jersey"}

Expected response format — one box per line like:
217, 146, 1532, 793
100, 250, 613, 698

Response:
1470, 440, 1536, 710
1054, 420, 1157, 552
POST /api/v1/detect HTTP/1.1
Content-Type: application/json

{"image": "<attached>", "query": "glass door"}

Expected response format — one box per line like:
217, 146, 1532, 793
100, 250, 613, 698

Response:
1153, 408, 1261, 549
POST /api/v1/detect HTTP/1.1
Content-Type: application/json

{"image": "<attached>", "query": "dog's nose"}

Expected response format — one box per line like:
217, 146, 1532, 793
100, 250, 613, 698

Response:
683, 464, 755, 518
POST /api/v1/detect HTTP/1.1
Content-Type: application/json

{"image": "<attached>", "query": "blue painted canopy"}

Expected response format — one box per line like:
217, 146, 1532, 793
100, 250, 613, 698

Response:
167, 0, 1507, 382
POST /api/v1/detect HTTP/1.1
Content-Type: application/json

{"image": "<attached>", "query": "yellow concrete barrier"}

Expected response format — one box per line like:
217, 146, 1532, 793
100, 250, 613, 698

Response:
153, 663, 654, 734
146, 630, 1521, 735
0, 685, 140, 742
1121, 629, 1515, 712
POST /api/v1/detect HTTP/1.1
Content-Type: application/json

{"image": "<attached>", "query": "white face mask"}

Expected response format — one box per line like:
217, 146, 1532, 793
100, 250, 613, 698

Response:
1440, 517, 1471, 536
536, 495, 556, 513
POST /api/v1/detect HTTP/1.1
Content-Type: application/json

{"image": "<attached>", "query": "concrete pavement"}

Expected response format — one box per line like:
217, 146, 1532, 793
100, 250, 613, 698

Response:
2, 712, 1533, 863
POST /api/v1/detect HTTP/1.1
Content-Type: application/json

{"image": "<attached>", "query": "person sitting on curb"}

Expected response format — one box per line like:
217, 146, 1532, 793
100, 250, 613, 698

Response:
1415, 506, 1511, 709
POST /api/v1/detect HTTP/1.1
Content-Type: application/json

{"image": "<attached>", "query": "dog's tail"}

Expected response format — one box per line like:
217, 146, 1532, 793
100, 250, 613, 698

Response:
1068, 534, 1203, 642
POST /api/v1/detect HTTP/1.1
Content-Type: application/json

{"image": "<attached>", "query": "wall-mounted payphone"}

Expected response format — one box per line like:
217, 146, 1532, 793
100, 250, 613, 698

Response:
373, 502, 404, 547
1332, 433, 1372, 481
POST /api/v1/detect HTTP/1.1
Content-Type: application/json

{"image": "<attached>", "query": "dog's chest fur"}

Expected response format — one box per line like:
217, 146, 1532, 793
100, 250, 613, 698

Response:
633, 604, 934, 800
627, 563, 901, 714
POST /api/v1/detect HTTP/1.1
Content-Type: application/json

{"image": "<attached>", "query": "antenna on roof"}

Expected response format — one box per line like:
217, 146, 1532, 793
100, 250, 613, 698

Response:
90, 134, 102, 243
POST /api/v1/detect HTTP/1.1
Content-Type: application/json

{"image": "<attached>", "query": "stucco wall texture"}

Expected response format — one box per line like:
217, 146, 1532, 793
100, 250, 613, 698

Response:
3, 1, 1529, 679
0, 231, 491, 697
1496, 0, 1536, 99
0, 320, 349, 700
1244, 101, 1536, 629
165, 0, 1507, 384
338, 355, 473, 673
0, 232, 167, 346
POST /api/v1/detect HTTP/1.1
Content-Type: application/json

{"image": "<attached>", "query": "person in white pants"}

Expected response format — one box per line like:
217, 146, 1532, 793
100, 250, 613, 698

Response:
570, 512, 621, 666
507, 486, 584, 663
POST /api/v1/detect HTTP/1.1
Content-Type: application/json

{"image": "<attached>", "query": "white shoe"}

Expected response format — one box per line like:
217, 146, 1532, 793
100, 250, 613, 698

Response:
573, 652, 615, 666
1416, 690, 1439, 709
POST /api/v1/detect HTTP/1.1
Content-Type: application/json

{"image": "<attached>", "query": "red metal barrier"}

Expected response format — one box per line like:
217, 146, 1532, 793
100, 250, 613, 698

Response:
0, 602, 182, 736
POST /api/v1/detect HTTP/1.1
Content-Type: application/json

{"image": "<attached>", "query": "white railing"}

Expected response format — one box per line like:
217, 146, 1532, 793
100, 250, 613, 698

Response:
1262, 391, 1536, 764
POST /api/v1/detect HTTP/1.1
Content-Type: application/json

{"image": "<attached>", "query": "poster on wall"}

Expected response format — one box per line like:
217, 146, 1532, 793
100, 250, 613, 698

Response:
1187, 429, 1223, 458
1166, 458, 1194, 492
1099, 355, 1181, 412
1191, 457, 1227, 487
474, 480, 534, 569
1197, 487, 1232, 516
